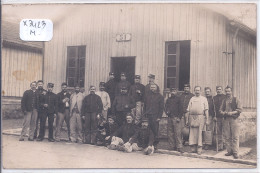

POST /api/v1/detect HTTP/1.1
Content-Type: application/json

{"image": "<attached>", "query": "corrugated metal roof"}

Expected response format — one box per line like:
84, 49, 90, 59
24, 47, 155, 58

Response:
1, 20, 44, 49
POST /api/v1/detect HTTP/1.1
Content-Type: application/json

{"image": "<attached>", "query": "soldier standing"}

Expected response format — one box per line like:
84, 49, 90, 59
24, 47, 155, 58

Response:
69, 84, 84, 143
104, 72, 117, 105
115, 72, 131, 96
144, 74, 160, 100
37, 83, 57, 142
81, 86, 103, 144
20, 81, 39, 141
96, 82, 111, 120
220, 86, 242, 159
112, 86, 135, 127
55, 82, 71, 142
129, 75, 145, 125
213, 86, 226, 151
165, 88, 184, 153
34, 80, 46, 139
180, 84, 194, 144
144, 84, 164, 150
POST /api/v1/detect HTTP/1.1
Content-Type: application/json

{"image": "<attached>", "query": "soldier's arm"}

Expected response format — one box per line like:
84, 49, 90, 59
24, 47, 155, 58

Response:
107, 93, 111, 108
21, 91, 27, 113
97, 96, 103, 114
158, 96, 164, 118
219, 100, 226, 115
164, 99, 170, 115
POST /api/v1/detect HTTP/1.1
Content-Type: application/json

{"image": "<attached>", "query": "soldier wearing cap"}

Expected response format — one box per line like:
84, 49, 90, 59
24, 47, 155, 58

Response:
165, 88, 184, 153
127, 118, 155, 155
213, 86, 226, 151
19, 81, 39, 141
37, 83, 57, 142
143, 83, 164, 150
115, 72, 131, 96
81, 85, 103, 144
69, 84, 85, 143
144, 74, 160, 100
96, 82, 111, 120
112, 86, 135, 126
55, 82, 71, 142
180, 84, 194, 144
34, 80, 46, 139
129, 75, 145, 125
104, 72, 117, 105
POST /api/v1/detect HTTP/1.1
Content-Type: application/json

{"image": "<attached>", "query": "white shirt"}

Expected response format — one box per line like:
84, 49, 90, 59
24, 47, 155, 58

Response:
95, 91, 111, 110
187, 95, 208, 115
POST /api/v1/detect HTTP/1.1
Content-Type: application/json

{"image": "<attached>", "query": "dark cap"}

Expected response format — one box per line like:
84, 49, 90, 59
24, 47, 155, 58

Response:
204, 87, 211, 91
121, 72, 126, 76
135, 75, 141, 79
61, 82, 67, 86
148, 74, 155, 79
74, 83, 80, 88
107, 115, 116, 120
47, 83, 54, 88
109, 72, 114, 75
37, 80, 44, 83
141, 118, 149, 123
99, 82, 105, 87
170, 87, 178, 91
184, 84, 190, 88
216, 86, 223, 89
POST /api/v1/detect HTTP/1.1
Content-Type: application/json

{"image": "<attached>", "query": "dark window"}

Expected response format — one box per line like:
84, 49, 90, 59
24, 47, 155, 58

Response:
165, 41, 190, 90
66, 46, 86, 87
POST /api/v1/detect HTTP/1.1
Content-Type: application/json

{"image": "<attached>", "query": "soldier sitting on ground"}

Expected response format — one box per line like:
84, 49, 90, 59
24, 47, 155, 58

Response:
107, 113, 137, 151
124, 118, 155, 155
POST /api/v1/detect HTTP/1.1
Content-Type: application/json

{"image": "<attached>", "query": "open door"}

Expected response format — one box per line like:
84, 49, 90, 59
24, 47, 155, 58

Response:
111, 57, 135, 84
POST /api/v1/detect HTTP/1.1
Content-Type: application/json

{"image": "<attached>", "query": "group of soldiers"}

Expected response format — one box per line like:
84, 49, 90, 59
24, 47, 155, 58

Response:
19, 72, 242, 158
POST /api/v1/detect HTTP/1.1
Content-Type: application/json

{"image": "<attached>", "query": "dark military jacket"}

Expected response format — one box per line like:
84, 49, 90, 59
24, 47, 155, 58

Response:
104, 79, 117, 102
115, 80, 131, 96
130, 126, 154, 148
112, 94, 135, 113
43, 91, 57, 114
213, 94, 226, 117
21, 89, 39, 112
144, 92, 164, 119
129, 83, 145, 102
165, 95, 181, 118
57, 91, 71, 113
81, 94, 103, 114
112, 123, 137, 143
180, 92, 194, 115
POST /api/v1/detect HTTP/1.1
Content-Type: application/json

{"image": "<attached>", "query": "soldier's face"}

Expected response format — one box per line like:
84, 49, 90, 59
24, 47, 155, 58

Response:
135, 79, 140, 83
31, 83, 37, 90
47, 87, 53, 92
184, 87, 190, 93
37, 82, 43, 89
216, 87, 223, 95
141, 122, 149, 129
121, 89, 127, 94
75, 87, 80, 93
109, 74, 114, 80
205, 89, 211, 97
99, 86, 105, 91
225, 88, 232, 96
194, 87, 201, 96
150, 85, 157, 93
121, 76, 126, 81
126, 116, 133, 123
171, 90, 177, 96
62, 85, 67, 92
148, 77, 154, 83
108, 118, 114, 124
90, 87, 96, 94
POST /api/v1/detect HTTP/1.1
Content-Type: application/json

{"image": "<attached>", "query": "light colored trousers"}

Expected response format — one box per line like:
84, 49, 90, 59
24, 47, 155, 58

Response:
20, 109, 38, 140
55, 109, 70, 140
102, 110, 108, 120
70, 112, 83, 143
168, 117, 183, 149
223, 117, 239, 154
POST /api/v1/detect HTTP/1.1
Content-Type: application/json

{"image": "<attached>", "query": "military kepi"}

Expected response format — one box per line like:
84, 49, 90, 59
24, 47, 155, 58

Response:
135, 75, 141, 79
148, 74, 155, 79
184, 84, 190, 88
99, 82, 105, 87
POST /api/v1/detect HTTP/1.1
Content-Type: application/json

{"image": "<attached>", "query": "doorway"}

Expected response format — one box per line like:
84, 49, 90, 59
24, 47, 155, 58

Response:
111, 57, 135, 84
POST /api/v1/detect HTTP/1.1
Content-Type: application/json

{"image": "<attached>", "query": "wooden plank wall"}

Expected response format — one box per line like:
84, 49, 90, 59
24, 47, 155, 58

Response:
43, 4, 256, 108
2, 47, 43, 97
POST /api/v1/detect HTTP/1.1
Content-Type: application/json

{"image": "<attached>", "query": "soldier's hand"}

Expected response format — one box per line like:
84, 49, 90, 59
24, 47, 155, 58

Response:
206, 119, 210, 126
227, 112, 232, 116
111, 136, 116, 141
156, 118, 161, 122
82, 116, 85, 120
176, 118, 180, 122
213, 117, 217, 121
105, 136, 110, 140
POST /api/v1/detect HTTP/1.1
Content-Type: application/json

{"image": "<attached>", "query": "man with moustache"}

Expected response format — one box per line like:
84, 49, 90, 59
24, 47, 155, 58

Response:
55, 82, 71, 142
34, 80, 46, 139
20, 81, 39, 141
70, 84, 85, 143
144, 74, 160, 100
129, 75, 145, 125
81, 86, 103, 144
220, 86, 242, 159
213, 86, 226, 151
37, 83, 57, 142
115, 72, 131, 96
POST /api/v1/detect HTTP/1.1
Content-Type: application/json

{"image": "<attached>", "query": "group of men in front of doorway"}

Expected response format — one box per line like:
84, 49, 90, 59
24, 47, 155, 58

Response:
19, 72, 242, 159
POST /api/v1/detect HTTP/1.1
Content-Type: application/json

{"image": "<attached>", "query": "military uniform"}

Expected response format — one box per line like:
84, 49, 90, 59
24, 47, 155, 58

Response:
112, 90, 135, 126
104, 73, 117, 104
55, 88, 71, 141
165, 91, 183, 151
38, 83, 57, 141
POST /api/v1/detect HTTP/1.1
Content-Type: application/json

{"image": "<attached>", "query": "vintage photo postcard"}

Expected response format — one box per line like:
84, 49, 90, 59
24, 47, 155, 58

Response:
1, 1, 257, 171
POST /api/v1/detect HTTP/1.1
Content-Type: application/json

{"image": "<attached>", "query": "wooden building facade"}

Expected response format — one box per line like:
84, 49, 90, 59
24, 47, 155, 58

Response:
2, 4, 256, 110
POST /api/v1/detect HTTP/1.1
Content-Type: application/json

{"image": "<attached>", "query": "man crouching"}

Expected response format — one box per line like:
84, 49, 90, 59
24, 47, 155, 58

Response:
107, 113, 136, 151
127, 118, 155, 155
